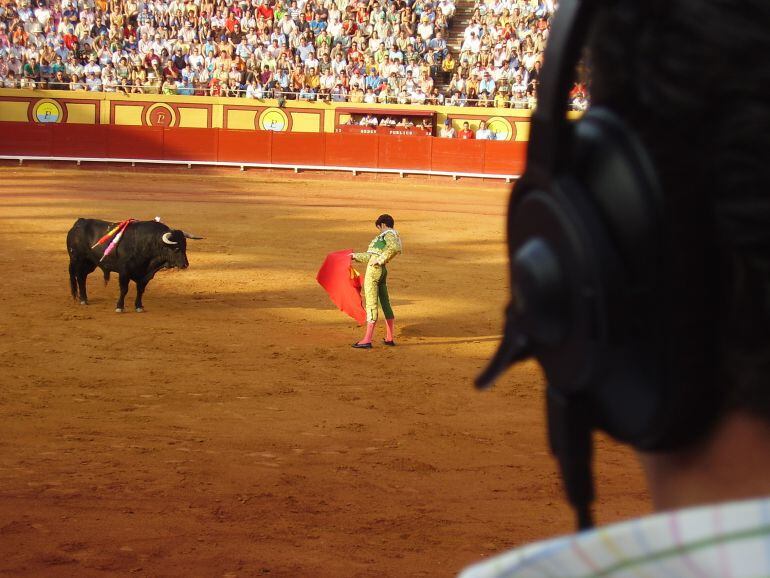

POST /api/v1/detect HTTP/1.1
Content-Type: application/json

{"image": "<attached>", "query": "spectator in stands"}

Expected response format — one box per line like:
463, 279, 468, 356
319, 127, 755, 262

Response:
411, 85, 427, 104
360, 113, 378, 126
50, 70, 68, 90
146, 71, 160, 94
571, 90, 588, 111
447, 90, 464, 107
440, 118, 456, 138
427, 88, 444, 105
349, 83, 365, 103
441, 50, 456, 83
510, 87, 528, 109
68, 73, 84, 91
459, 121, 474, 139
245, 78, 263, 99
330, 82, 347, 102
177, 76, 195, 96
479, 71, 495, 96
526, 85, 538, 108
494, 85, 508, 108
298, 83, 316, 101
363, 87, 377, 103
85, 70, 101, 91
475, 120, 494, 140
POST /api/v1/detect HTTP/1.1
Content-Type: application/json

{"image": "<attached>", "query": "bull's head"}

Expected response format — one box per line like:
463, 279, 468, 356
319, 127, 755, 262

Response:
160, 229, 190, 269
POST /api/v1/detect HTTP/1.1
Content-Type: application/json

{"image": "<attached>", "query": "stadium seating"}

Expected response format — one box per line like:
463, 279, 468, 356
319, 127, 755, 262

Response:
0, 0, 578, 109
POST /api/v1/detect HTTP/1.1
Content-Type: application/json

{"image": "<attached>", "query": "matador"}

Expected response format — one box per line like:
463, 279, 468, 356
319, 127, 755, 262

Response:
351, 214, 403, 349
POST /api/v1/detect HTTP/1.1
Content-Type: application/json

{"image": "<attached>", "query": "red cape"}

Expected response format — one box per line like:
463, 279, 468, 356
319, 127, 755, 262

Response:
317, 249, 366, 325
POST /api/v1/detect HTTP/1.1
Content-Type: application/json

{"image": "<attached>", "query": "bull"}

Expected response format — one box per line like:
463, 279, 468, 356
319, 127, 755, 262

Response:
67, 218, 202, 312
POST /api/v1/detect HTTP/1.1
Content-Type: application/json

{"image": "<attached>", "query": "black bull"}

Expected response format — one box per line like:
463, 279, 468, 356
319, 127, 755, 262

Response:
67, 218, 202, 312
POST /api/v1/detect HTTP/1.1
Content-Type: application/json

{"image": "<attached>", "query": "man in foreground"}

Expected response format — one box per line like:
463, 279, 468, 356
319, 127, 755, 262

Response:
461, 0, 770, 576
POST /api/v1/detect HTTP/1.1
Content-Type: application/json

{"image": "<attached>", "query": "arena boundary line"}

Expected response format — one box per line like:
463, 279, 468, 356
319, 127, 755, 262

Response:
1, 155, 520, 182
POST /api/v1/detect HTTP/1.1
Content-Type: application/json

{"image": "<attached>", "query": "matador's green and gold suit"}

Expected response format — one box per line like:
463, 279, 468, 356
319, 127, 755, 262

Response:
353, 229, 402, 323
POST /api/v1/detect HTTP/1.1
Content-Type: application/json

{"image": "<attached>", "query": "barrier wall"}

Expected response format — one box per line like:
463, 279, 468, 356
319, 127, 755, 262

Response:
0, 89, 540, 176
0, 121, 527, 176
0, 89, 534, 141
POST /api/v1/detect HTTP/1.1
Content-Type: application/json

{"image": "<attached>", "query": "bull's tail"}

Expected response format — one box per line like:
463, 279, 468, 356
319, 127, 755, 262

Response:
103, 269, 110, 286
68, 262, 78, 301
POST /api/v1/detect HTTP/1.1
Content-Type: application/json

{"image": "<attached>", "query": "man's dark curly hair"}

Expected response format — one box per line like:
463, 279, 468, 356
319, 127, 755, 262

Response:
375, 214, 395, 228
588, 1, 770, 423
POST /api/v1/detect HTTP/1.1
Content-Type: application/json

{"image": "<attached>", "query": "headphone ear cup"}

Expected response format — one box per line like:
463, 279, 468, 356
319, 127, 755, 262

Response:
501, 107, 718, 452
572, 107, 664, 284
568, 108, 719, 450
568, 108, 673, 448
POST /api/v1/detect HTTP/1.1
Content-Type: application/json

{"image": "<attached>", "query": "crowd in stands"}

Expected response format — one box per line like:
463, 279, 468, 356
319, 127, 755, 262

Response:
450, 0, 586, 109
0, 0, 585, 109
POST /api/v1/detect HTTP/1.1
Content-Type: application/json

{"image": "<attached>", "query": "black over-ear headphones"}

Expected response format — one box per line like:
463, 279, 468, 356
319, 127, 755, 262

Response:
476, 0, 719, 529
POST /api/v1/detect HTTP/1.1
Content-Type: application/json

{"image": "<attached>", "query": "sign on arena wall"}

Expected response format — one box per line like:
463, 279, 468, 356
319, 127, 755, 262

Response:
256, 108, 291, 132
32, 99, 64, 123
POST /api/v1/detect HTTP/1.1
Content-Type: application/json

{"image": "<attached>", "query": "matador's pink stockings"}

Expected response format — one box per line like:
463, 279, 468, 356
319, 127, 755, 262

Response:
358, 322, 376, 345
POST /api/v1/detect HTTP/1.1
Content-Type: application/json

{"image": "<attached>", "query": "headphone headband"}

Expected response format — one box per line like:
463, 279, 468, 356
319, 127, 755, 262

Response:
527, 0, 599, 179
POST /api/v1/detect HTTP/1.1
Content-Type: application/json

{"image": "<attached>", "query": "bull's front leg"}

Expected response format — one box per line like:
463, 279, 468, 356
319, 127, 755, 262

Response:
115, 273, 130, 313
134, 279, 148, 313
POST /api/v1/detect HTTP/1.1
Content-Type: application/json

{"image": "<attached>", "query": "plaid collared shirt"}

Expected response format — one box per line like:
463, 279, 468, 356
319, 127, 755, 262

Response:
460, 497, 770, 578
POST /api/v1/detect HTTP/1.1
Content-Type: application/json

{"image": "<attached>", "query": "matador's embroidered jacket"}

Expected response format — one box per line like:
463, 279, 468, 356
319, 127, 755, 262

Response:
352, 228, 402, 266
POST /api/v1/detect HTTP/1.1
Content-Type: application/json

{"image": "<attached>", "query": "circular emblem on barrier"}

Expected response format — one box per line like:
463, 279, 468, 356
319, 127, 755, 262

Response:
257, 108, 290, 132
145, 103, 177, 127
485, 116, 515, 142
33, 99, 63, 123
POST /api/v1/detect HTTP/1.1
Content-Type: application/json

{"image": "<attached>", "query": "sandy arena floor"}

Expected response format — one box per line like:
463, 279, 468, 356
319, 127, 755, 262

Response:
0, 165, 649, 577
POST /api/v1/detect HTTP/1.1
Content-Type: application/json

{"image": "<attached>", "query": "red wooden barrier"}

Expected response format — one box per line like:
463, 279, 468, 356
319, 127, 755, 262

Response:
107, 125, 164, 159
218, 129, 271, 163
483, 141, 527, 175
324, 132, 379, 168
377, 135, 432, 170
51, 123, 106, 158
431, 137, 485, 174
0, 122, 52, 156
164, 127, 218, 162
271, 132, 325, 166
0, 121, 524, 175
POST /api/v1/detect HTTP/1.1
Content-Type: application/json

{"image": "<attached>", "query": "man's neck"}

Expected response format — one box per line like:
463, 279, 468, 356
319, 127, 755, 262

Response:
640, 411, 770, 511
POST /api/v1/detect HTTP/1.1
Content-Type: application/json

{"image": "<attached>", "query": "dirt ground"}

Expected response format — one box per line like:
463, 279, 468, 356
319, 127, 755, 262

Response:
0, 164, 649, 578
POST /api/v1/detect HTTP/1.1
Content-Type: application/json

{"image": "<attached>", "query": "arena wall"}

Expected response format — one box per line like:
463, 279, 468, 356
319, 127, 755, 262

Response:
0, 89, 532, 177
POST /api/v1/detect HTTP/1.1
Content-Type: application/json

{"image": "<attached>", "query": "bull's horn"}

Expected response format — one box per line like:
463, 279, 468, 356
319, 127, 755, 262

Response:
162, 232, 178, 245
183, 232, 204, 240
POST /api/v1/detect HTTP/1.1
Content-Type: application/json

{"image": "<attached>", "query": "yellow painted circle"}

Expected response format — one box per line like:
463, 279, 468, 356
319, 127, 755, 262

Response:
486, 117, 514, 142
33, 99, 63, 123
258, 108, 289, 132
144, 103, 177, 127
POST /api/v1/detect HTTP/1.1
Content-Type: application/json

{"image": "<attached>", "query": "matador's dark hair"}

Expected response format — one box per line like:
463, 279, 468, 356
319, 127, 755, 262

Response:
589, 0, 770, 423
375, 214, 395, 228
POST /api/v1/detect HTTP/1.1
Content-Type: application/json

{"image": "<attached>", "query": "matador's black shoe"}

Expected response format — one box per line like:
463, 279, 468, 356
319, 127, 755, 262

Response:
383, 340, 396, 346
352, 342, 373, 349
